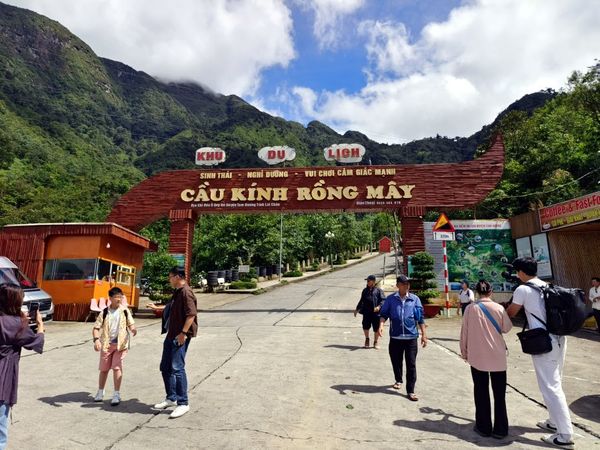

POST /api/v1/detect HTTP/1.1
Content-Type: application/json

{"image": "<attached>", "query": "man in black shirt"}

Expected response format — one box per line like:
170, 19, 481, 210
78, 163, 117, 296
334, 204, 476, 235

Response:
354, 275, 386, 349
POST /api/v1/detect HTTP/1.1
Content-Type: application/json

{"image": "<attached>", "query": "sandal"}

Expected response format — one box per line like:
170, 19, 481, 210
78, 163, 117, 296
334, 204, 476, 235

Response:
364, 338, 370, 348
408, 393, 419, 401
373, 340, 379, 349
392, 382, 402, 390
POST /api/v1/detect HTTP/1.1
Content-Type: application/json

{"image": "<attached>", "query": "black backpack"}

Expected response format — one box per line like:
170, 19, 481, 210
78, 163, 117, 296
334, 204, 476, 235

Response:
525, 282, 587, 335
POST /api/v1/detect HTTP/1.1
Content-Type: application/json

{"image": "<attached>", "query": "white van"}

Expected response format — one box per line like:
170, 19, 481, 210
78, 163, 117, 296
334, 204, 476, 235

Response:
0, 256, 54, 323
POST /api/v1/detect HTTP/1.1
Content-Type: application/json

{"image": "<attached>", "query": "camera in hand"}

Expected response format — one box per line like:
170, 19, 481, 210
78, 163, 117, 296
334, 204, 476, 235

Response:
501, 263, 520, 284
28, 302, 40, 323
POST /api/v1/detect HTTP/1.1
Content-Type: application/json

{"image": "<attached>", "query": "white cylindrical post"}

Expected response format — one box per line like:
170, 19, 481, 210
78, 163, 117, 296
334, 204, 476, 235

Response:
443, 240, 449, 317
279, 213, 283, 281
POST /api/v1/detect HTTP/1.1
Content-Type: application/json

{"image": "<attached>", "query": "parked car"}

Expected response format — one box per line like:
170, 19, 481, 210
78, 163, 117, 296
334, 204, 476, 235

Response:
0, 256, 54, 325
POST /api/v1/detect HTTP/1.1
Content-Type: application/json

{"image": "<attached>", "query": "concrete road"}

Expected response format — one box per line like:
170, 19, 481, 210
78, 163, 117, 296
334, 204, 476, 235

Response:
10, 255, 600, 449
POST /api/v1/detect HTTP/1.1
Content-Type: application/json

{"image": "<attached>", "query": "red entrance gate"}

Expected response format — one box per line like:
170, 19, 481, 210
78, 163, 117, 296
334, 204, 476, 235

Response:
108, 135, 505, 278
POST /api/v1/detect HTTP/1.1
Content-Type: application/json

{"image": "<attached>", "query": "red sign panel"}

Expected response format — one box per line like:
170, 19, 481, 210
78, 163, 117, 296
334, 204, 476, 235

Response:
379, 236, 392, 253
539, 191, 600, 231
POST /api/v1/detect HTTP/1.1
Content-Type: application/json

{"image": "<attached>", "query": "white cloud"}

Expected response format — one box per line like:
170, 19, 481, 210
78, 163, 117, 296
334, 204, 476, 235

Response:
6, 0, 295, 96
359, 20, 417, 77
295, 0, 365, 49
292, 0, 600, 142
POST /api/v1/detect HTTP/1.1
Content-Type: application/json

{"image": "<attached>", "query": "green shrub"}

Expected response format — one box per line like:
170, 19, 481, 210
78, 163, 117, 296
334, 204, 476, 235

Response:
349, 254, 361, 259
305, 262, 320, 272
410, 251, 440, 304
283, 270, 303, 277
240, 269, 257, 282
230, 280, 257, 289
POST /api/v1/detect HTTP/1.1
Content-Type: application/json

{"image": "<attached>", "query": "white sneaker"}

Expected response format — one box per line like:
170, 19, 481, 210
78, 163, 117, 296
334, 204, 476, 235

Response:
111, 392, 121, 406
169, 405, 190, 419
153, 399, 177, 409
537, 420, 558, 432
541, 434, 575, 449
94, 389, 104, 402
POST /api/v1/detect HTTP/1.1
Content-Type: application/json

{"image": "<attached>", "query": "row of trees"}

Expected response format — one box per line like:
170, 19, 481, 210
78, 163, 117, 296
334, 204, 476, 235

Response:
140, 212, 400, 285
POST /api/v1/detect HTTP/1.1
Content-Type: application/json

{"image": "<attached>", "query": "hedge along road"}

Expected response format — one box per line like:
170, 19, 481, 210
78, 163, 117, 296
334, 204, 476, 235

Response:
11, 254, 600, 449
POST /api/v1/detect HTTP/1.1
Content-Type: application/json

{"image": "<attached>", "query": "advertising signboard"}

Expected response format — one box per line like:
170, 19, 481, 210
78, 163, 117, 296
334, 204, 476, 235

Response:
539, 191, 600, 231
425, 220, 515, 292
531, 233, 553, 278
515, 236, 533, 258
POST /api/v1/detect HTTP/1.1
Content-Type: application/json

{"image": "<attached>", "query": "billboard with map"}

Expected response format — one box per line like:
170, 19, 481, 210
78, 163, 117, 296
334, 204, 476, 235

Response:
424, 220, 516, 292
448, 220, 515, 291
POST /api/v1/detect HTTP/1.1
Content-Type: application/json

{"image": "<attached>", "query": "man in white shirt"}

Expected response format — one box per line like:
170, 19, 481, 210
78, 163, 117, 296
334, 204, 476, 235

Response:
507, 257, 574, 450
589, 277, 600, 334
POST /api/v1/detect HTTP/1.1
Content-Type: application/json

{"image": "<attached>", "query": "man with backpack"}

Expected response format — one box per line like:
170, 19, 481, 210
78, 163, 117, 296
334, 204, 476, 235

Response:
92, 287, 137, 406
507, 257, 574, 449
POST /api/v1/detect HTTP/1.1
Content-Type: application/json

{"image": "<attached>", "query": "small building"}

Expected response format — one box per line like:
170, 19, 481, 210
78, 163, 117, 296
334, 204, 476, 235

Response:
0, 223, 157, 321
510, 191, 600, 291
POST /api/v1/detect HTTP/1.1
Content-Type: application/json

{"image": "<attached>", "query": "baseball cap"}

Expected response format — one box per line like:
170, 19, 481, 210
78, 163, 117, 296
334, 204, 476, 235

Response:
396, 274, 412, 284
365, 275, 376, 281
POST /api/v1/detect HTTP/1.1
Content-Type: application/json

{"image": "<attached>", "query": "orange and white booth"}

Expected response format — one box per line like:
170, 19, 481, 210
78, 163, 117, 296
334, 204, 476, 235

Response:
0, 223, 156, 321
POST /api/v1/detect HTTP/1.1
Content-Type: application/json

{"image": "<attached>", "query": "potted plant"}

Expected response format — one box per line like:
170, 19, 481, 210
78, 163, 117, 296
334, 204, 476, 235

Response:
410, 251, 441, 318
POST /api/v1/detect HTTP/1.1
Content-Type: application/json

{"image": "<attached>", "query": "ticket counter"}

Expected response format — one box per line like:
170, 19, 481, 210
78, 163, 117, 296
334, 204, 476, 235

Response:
0, 223, 156, 321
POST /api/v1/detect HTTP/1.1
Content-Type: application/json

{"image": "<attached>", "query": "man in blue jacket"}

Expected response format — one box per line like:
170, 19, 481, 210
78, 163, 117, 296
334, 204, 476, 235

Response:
379, 274, 427, 401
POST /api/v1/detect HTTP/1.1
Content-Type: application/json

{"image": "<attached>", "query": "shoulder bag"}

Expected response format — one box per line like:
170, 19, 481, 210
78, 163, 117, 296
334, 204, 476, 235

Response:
516, 313, 552, 355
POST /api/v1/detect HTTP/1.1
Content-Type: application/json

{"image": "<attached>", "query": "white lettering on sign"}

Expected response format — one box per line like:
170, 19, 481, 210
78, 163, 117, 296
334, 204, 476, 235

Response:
195, 147, 226, 166
323, 143, 366, 164
258, 146, 296, 165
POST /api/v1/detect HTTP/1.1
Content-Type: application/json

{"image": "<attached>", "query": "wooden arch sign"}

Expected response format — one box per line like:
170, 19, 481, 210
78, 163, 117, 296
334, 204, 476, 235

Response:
107, 135, 505, 277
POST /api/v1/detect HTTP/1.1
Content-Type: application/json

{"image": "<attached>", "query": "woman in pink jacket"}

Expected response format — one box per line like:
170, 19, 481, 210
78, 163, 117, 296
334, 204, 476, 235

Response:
460, 280, 512, 439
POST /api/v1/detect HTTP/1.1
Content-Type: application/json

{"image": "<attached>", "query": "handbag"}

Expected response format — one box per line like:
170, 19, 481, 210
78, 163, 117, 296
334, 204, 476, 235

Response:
516, 313, 552, 355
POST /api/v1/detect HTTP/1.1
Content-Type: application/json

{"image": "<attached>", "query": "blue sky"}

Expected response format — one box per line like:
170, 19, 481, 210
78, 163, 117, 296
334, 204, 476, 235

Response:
261, 0, 461, 97
5, 0, 600, 143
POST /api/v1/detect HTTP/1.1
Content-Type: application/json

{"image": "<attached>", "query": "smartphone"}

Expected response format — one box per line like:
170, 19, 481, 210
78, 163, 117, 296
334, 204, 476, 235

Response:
28, 302, 40, 322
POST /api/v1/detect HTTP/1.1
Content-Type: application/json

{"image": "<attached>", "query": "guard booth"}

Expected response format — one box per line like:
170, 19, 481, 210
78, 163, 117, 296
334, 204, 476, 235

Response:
0, 223, 157, 321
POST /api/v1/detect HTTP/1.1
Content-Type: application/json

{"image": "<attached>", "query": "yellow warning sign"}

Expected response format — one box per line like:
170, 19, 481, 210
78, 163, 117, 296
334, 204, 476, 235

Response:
432, 213, 455, 232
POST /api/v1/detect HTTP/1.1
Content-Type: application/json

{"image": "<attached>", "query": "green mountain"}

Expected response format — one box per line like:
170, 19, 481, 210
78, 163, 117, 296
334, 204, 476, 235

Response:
0, 1, 596, 228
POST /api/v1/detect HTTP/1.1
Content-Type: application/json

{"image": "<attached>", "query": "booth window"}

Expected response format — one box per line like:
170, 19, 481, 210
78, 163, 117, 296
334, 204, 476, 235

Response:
115, 265, 135, 286
97, 259, 112, 281
43, 260, 55, 280
43, 259, 97, 280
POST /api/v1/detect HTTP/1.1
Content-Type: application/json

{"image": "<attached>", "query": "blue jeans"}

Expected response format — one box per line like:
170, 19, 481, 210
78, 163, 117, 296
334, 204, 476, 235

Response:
0, 402, 9, 450
160, 337, 191, 405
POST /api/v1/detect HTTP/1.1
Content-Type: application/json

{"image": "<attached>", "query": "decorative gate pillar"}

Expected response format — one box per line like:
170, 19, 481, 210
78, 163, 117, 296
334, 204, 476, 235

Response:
168, 209, 198, 282
400, 206, 427, 272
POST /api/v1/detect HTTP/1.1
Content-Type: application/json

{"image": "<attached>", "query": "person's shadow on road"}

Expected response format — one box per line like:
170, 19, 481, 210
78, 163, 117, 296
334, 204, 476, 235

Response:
570, 394, 600, 423
330, 384, 401, 396
394, 406, 548, 448
38, 391, 159, 415
324, 344, 364, 351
